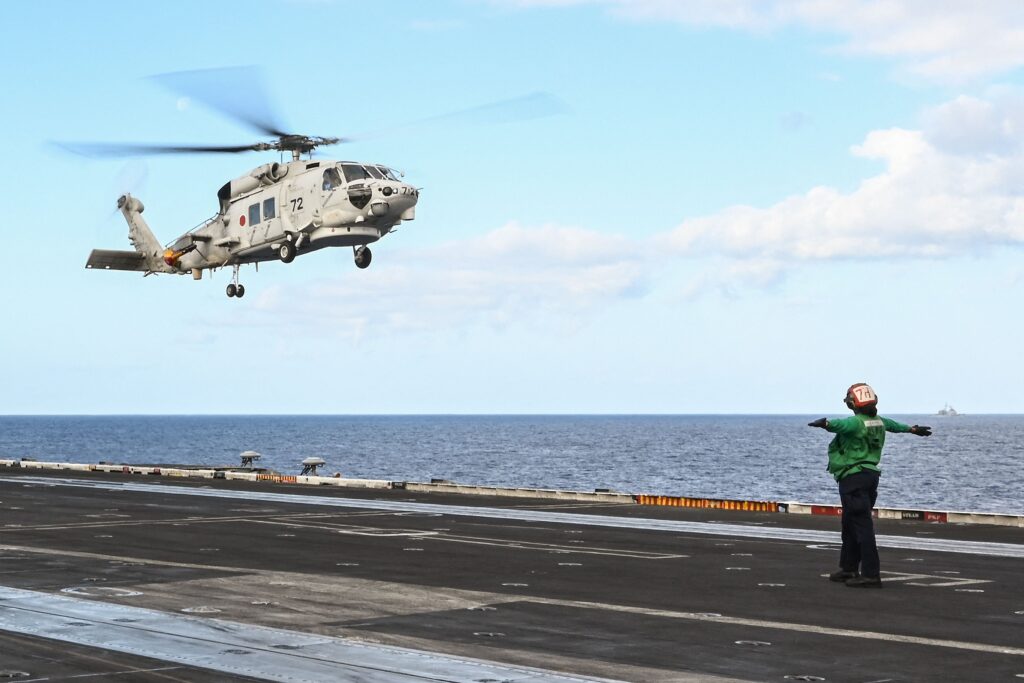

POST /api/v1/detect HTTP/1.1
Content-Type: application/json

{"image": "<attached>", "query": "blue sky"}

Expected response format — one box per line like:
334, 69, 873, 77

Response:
3, 0, 1024, 414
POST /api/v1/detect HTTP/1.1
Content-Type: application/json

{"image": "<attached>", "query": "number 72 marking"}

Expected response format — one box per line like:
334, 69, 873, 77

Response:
290, 197, 304, 212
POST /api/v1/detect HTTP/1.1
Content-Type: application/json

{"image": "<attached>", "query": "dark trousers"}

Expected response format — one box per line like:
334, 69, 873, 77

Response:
837, 470, 880, 578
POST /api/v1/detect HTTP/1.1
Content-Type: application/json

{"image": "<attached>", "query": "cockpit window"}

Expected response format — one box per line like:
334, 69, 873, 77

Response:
322, 167, 343, 191
341, 163, 370, 183
364, 165, 384, 179
376, 166, 398, 180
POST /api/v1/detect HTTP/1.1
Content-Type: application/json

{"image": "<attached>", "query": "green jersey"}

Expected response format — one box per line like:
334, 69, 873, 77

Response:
824, 414, 912, 482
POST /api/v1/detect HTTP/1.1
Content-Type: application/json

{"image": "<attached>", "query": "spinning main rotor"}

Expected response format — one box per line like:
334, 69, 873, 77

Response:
61, 67, 565, 162
63, 67, 348, 161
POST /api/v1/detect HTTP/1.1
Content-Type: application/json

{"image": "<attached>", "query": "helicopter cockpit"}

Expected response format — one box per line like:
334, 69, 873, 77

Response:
320, 163, 407, 210
323, 163, 401, 192
339, 163, 401, 183
322, 167, 343, 191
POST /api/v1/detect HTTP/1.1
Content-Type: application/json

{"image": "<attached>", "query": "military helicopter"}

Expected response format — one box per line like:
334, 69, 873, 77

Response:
71, 68, 425, 299
88, 148, 417, 299
70, 69, 561, 299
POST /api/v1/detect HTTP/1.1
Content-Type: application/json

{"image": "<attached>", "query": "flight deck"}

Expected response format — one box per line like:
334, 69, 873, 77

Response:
0, 465, 1022, 682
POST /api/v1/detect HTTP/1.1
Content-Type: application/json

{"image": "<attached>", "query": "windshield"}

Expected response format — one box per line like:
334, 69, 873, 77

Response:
376, 166, 399, 181
341, 163, 370, 183
322, 167, 343, 191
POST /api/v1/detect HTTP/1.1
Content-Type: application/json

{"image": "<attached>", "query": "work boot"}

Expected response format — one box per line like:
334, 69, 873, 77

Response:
829, 570, 858, 582
845, 576, 883, 588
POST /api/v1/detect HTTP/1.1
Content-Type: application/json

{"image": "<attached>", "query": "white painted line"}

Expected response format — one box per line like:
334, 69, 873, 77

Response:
244, 519, 682, 558
0, 545, 1017, 666
0, 586, 617, 683
3, 476, 1024, 559
247, 518, 439, 537
524, 597, 1024, 657
425, 533, 686, 559
818, 571, 990, 588
65, 665, 185, 678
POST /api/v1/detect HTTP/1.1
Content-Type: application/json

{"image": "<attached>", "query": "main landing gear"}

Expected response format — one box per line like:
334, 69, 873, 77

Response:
226, 264, 245, 298
279, 241, 296, 264
354, 245, 372, 269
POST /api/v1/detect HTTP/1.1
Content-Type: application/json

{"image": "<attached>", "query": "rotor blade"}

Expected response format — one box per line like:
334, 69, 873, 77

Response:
112, 159, 150, 195
151, 66, 291, 138
57, 141, 265, 157
346, 92, 568, 142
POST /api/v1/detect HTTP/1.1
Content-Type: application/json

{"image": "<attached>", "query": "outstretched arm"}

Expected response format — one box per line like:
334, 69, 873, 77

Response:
881, 417, 930, 436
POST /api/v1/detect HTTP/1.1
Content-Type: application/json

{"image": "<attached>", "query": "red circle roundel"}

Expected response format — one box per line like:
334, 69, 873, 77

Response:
239, 215, 246, 226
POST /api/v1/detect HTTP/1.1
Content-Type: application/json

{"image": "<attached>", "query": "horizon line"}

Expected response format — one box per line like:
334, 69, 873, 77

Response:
0, 412, 1010, 418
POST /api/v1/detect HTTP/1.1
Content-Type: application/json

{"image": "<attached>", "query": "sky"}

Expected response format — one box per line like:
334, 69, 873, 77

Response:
2, 0, 1024, 414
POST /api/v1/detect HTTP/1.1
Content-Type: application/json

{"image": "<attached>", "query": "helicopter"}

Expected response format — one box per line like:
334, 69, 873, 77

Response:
87, 146, 418, 299
70, 69, 561, 299
74, 69, 421, 299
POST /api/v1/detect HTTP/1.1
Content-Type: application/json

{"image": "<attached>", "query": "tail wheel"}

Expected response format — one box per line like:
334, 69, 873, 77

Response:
354, 246, 372, 269
280, 242, 296, 264
226, 284, 237, 298
235, 284, 245, 298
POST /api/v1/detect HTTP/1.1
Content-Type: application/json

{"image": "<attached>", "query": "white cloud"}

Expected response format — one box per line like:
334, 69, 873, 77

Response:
678, 257, 787, 300
660, 96, 1024, 265
923, 91, 1024, 156
243, 93, 1024, 335
243, 223, 649, 340
435, 221, 640, 267
493, 0, 1024, 81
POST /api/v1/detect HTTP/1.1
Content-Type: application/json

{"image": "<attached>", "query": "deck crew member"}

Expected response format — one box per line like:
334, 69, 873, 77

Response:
808, 383, 931, 588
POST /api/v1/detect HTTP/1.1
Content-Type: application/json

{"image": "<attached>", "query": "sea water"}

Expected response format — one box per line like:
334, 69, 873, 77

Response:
0, 414, 1020, 515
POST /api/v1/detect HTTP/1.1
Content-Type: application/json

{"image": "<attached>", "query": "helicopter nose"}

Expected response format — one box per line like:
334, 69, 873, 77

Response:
378, 183, 417, 200
368, 184, 418, 220
401, 185, 418, 219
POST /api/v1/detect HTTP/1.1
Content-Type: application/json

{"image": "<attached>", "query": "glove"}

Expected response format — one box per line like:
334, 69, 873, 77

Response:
911, 425, 932, 436
807, 418, 828, 429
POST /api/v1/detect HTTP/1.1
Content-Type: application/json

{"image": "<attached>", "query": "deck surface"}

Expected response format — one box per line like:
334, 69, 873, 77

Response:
0, 469, 1021, 682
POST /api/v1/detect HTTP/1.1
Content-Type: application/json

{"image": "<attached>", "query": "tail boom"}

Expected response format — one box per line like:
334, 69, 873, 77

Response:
86, 194, 177, 274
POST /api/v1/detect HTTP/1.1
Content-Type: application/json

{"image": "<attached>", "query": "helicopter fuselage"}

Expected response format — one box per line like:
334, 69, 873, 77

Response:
164, 158, 418, 275
87, 158, 419, 292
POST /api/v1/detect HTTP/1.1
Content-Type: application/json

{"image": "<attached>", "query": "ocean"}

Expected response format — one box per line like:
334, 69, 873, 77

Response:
0, 414, 1020, 515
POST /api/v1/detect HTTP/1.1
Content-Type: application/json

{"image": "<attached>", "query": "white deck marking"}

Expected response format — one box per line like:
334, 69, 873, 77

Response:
65, 665, 185, 679
0, 545, 1019, 665
0, 586, 615, 683
424, 533, 685, 558
3, 476, 1024, 559
523, 597, 1024, 657
248, 518, 440, 537
879, 570, 992, 588
1, 510, 339, 532
245, 518, 684, 558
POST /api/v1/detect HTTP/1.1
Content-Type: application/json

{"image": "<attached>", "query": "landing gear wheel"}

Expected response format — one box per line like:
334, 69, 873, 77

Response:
354, 245, 372, 269
235, 284, 245, 298
226, 284, 237, 298
279, 242, 296, 264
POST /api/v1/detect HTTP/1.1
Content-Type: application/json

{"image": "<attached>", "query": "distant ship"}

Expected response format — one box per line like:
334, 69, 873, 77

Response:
937, 403, 959, 416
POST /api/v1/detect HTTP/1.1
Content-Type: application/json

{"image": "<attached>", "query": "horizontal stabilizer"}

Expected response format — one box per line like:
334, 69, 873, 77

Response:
86, 249, 148, 271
